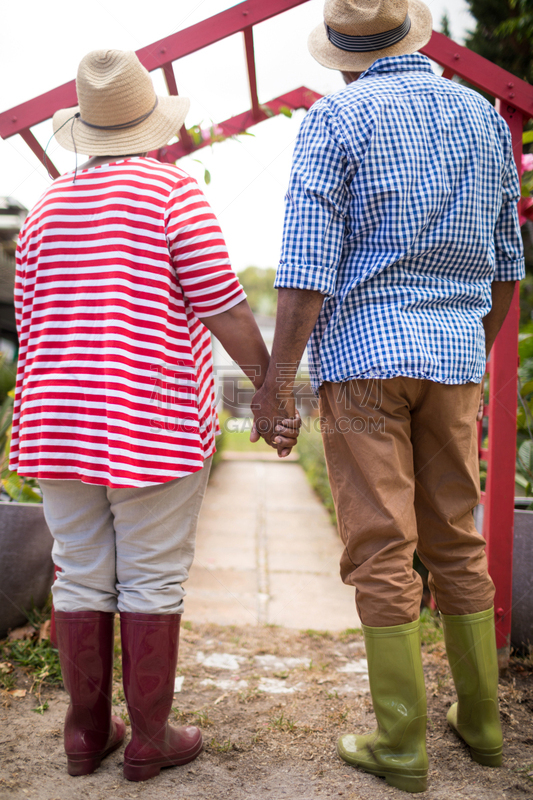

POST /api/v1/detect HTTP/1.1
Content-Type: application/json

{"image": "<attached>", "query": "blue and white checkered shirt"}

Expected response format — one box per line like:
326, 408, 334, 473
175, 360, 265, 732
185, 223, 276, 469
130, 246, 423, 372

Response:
275, 54, 525, 392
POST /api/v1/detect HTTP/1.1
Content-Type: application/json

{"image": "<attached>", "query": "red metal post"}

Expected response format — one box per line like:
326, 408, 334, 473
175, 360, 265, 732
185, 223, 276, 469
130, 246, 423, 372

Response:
483, 101, 523, 665
243, 27, 261, 120
161, 62, 193, 152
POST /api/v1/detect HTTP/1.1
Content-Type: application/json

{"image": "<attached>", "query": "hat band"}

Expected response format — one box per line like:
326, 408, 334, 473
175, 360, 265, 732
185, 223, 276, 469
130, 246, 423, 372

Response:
78, 97, 158, 131
325, 14, 411, 52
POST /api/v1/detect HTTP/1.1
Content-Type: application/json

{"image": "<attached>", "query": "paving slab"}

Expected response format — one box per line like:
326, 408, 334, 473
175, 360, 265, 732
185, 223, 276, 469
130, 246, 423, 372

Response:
184, 458, 360, 631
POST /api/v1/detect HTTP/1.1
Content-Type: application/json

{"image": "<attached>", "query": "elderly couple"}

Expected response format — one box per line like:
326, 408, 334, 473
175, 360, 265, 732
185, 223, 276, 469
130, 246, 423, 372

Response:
13, 0, 524, 792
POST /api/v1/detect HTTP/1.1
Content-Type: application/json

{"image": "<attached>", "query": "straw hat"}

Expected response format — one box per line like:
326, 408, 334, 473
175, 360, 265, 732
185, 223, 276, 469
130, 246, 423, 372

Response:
53, 50, 190, 155
308, 0, 433, 72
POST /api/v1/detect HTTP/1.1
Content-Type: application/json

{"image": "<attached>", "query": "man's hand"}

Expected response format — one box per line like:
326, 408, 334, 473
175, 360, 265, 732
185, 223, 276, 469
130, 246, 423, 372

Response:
251, 378, 300, 457
250, 412, 301, 458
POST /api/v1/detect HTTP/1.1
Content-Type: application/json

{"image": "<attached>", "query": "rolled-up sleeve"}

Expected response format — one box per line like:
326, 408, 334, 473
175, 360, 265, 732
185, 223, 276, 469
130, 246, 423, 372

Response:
165, 177, 246, 317
493, 129, 525, 282
275, 102, 349, 296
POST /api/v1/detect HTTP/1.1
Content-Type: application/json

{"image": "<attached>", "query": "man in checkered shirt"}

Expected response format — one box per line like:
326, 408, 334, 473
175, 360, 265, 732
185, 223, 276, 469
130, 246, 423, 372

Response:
253, 0, 525, 793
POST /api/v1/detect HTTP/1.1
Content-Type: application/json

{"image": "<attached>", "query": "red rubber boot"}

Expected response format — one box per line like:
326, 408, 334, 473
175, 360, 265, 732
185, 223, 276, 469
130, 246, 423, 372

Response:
120, 612, 202, 782
55, 611, 125, 776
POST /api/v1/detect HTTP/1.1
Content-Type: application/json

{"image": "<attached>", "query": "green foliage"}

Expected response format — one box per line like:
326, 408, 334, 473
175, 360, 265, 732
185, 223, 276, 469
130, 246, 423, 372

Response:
238, 266, 277, 317
440, 11, 452, 38
1, 638, 62, 687
516, 334, 533, 498
419, 608, 444, 646
465, 0, 533, 84
0, 359, 42, 502
296, 426, 336, 524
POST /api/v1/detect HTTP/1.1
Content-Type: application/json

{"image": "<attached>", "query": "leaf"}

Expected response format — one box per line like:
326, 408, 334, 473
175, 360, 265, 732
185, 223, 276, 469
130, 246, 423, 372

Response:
520, 380, 533, 396
518, 334, 533, 360
523, 131, 533, 144
204, 168, 211, 185
2, 471, 42, 503
515, 471, 530, 489
8, 689, 26, 698
259, 104, 275, 118
279, 106, 293, 118
39, 621, 51, 642
7, 624, 37, 641
518, 440, 533, 477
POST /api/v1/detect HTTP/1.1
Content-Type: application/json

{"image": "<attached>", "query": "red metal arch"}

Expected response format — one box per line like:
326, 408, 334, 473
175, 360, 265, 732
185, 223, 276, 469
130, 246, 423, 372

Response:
2, 0, 533, 664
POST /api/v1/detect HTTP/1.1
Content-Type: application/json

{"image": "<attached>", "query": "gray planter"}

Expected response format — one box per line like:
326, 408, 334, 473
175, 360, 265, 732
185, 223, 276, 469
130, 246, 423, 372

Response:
512, 507, 533, 650
0, 501, 54, 638
474, 502, 533, 650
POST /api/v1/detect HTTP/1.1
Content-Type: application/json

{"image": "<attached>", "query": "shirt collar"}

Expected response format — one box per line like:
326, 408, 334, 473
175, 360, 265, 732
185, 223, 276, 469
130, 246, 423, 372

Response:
359, 53, 434, 80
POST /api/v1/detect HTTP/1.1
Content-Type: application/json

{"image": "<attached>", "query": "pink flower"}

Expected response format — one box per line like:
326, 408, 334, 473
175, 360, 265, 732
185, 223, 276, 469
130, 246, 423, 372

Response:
522, 153, 533, 173
519, 196, 533, 226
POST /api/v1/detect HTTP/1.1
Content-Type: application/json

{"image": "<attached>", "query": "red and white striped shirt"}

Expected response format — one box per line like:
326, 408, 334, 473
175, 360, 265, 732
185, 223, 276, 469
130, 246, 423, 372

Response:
12, 157, 245, 487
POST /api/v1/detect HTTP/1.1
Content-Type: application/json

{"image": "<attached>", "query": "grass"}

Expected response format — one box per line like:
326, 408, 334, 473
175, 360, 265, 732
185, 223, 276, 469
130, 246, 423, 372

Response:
220, 428, 273, 453
1, 637, 62, 688
419, 607, 444, 646
208, 737, 234, 753
296, 426, 336, 524
303, 629, 331, 639
269, 711, 297, 732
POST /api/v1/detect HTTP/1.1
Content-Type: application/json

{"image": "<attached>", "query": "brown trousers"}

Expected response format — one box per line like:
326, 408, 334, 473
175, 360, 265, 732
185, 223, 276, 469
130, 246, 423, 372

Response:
320, 378, 495, 627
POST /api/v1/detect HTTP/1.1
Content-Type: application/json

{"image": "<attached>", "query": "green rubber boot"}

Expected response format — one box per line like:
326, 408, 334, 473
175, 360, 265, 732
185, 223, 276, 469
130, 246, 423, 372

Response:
442, 607, 503, 767
337, 619, 428, 794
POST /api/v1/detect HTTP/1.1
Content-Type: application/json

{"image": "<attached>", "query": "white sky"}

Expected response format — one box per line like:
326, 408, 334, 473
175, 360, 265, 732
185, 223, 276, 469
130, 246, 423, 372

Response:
0, 0, 474, 272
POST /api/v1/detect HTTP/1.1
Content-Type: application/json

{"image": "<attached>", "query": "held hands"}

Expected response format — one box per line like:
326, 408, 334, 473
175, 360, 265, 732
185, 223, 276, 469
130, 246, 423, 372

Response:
250, 380, 302, 458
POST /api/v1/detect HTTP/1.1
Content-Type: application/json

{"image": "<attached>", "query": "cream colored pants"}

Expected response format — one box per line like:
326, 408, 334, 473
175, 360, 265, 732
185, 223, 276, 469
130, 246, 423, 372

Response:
40, 459, 211, 614
320, 379, 494, 627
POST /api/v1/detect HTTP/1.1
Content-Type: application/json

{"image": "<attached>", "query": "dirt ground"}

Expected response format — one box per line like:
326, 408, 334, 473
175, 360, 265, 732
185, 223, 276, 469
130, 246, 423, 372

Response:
1, 622, 532, 800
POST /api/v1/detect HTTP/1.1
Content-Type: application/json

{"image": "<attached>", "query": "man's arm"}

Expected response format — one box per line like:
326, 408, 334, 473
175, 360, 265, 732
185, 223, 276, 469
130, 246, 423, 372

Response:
251, 289, 325, 445
199, 299, 300, 456
476, 280, 517, 422
483, 280, 517, 356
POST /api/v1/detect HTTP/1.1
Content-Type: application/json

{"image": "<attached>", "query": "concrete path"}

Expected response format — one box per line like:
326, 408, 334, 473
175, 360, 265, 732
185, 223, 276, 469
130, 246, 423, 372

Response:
184, 455, 360, 631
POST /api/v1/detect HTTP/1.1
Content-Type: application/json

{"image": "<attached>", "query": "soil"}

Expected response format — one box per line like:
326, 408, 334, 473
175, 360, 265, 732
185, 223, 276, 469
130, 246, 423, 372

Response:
1, 622, 532, 800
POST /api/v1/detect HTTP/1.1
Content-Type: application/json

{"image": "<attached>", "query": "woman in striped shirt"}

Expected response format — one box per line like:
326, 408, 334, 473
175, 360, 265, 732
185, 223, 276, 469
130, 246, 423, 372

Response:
14, 49, 299, 782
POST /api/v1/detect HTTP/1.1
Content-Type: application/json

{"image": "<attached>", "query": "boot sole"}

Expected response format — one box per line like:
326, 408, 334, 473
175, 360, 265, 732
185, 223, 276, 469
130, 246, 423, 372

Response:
123, 739, 203, 782
67, 736, 124, 777
337, 742, 427, 793
448, 713, 502, 768
357, 763, 427, 794
469, 747, 502, 768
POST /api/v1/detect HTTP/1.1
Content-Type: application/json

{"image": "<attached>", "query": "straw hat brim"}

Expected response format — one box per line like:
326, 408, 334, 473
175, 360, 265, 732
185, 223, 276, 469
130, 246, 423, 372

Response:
308, 0, 433, 72
53, 94, 190, 155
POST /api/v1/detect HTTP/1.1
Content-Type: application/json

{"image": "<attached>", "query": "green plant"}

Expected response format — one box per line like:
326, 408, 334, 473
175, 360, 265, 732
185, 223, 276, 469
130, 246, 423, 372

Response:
303, 629, 331, 639
269, 711, 297, 732
297, 426, 336, 523
0, 387, 41, 503
1, 637, 62, 688
208, 737, 234, 752
419, 608, 443, 647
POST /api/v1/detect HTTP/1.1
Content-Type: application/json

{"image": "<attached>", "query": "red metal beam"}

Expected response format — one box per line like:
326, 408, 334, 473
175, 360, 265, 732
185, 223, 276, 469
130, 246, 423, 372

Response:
19, 129, 60, 179
243, 27, 261, 120
421, 31, 533, 119
0, 0, 311, 141
151, 87, 322, 163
